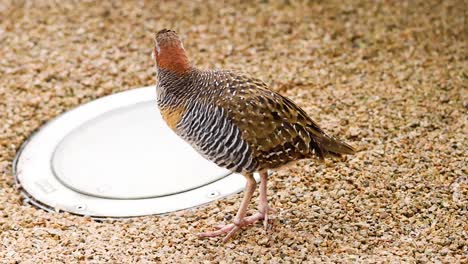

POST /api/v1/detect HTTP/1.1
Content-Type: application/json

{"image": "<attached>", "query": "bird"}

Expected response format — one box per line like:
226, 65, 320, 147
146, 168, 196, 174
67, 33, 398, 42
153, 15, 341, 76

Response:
153, 29, 356, 242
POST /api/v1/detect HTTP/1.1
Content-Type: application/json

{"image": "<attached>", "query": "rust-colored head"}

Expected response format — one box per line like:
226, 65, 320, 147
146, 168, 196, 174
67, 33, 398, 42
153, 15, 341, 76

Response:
153, 29, 190, 74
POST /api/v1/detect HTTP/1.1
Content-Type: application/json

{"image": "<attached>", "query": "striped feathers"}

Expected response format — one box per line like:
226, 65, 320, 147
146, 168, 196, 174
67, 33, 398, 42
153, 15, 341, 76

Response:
156, 69, 355, 173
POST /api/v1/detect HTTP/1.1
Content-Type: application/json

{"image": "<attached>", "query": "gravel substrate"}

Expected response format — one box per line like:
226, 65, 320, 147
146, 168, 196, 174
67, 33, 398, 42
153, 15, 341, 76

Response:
0, 0, 466, 263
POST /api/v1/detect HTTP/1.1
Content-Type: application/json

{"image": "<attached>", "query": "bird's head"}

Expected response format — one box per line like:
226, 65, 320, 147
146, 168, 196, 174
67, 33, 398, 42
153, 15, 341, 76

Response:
153, 29, 190, 75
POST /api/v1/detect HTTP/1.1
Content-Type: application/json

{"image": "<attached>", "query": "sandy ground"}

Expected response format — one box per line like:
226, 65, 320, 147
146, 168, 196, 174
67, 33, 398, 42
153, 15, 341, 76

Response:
0, 0, 466, 263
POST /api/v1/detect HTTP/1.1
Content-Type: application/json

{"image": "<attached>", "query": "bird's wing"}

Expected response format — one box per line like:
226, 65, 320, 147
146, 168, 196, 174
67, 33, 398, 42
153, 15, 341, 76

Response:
217, 75, 354, 169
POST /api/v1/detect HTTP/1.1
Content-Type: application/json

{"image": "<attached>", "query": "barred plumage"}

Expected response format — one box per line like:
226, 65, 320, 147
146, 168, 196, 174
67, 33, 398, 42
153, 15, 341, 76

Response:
156, 69, 354, 173
153, 29, 356, 242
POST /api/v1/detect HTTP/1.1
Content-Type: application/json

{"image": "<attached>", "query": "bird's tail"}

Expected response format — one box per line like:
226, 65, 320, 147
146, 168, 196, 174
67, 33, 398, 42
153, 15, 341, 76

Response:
315, 134, 356, 159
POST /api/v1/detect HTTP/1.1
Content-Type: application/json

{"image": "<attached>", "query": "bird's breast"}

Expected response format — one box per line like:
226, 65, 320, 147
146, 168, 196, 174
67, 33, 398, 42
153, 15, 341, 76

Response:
159, 105, 186, 132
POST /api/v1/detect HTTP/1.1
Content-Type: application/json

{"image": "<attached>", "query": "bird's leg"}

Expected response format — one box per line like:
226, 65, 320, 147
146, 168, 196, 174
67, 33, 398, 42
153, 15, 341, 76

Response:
242, 171, 275, 230
258, 171, 274, 229
198, 173, 257, 242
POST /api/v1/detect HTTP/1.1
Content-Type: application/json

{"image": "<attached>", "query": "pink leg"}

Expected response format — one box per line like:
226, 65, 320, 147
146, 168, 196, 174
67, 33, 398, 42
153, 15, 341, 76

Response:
199, 173, 257, 242
258, 171, 274, 230
243, 171, 275, 230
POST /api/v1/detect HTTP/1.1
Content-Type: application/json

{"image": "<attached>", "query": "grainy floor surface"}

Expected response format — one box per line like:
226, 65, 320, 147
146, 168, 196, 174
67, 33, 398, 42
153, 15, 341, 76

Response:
0, 0, 466, 263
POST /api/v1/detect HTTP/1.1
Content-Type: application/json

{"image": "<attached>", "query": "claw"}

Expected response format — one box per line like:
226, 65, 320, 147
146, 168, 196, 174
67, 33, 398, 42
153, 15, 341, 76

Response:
198, 223, 236, 238
222, 225, 241, 243
260, 206, 275, 230
263, 212, 269, 230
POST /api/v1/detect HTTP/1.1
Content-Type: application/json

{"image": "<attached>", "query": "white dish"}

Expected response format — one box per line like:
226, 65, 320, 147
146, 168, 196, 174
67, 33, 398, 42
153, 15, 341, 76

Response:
13, 86, 256, 217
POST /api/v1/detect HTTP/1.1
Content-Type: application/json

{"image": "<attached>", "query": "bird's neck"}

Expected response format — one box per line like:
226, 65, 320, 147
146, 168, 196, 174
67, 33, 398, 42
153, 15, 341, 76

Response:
157, 45, 191, 75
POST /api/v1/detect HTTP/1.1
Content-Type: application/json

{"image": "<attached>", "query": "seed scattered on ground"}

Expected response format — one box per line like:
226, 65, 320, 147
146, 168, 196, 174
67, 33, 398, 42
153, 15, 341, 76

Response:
0, 0, 466, 262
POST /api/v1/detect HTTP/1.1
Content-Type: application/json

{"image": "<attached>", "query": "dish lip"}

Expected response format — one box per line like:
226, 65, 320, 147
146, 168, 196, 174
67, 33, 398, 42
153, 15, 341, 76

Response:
12, 87, 153, 212
13, 86, 155, 185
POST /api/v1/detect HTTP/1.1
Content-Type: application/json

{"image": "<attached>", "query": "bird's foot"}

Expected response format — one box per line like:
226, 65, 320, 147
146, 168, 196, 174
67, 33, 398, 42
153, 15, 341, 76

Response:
198, 214, 263, 243
198, 207, 275, 242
